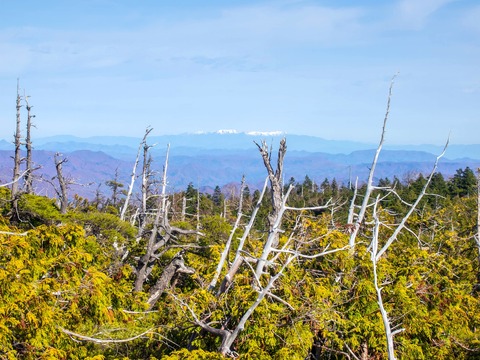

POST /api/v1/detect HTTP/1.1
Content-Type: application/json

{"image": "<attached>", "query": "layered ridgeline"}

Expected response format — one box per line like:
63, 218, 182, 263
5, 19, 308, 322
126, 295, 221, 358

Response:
0, 130, 479, 199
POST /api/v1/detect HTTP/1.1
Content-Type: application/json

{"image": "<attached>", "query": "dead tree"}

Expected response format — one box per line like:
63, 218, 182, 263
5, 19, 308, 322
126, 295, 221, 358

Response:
11, 79, 22, 200
477, 168, 480, 250
146, 251, 194, 309
359, 140, 447, 360
133, 198, 202, 308
54, 153, 69, 214
159, 144, 170, 219
472, 168, 480, 292
24, 92, 35, 194
255, 138, 286, 237
349, 75, 396, 250
120, 127, 153, 221
208, 176, 245, 291
177, 184, 344, 357
213, 177, 269, 296
137, 140, 156, 232
133, 147, 202, 309
370, 197, 400, 360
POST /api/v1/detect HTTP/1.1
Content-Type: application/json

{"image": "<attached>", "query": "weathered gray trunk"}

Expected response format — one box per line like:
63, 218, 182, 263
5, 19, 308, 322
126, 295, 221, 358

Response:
147, 253, 194, 309
12, 80, 22, 200
134, 208, 163, 292
24, 94, 34, 194
254, 139, 287, 278
255, 138, 286, 237
120, 127, 152, 221
54, 153, 68, 214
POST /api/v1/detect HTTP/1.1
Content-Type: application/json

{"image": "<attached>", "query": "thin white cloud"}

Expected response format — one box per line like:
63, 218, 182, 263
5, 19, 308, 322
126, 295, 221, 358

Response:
395, 0, 458, 29
0, 3, 371, 76
461, 5, 480, 33
216, 4, 366, 45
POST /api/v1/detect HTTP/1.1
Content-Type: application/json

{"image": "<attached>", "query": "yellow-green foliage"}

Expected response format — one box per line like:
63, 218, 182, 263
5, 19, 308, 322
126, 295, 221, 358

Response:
0, 222, 142, 359
1, 181, 480, 359
162, 348, 225, 359
17, 194, 64, 226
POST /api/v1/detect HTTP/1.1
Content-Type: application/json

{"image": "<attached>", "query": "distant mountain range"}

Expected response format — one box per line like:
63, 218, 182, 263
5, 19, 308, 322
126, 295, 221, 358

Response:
0, 131, 479, 199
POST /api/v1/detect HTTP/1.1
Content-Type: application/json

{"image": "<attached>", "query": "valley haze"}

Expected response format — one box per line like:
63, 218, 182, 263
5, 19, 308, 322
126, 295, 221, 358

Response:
0, 130, 479, 200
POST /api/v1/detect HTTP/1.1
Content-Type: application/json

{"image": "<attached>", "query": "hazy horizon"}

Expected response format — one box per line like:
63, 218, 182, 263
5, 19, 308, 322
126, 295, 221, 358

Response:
0, 1, 479, 145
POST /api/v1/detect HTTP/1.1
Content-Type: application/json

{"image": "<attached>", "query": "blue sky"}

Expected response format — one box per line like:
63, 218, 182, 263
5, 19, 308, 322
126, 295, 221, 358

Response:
0, 0, 478, 145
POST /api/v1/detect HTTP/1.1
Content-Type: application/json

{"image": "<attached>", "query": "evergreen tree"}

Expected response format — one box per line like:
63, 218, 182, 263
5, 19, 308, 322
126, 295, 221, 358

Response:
449, 167, 477, 197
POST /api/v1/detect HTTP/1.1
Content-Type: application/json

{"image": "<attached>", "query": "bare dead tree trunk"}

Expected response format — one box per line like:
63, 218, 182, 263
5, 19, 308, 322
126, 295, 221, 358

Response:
477, 168, 480, 251
24, 93, 35, 194
134, 148, 201, 297
181, 195, 186, 221
147, 252, 194, 309
232, 177, 269, 266
254, 185, 294, 280
196, 188, 200, 242
138, 141, 155, 233
120, 127, 153, 221
134, 206, 164, 292
134, 199, 201, 295
255, 139, 287, 241
160, 144, 170, 217
370, 197, 398, 360
349, 75, 396, 250
134, 164, 176, 292
347, 177, 358, 225
140, 142, 150, 223
54, 153, 68, 214
12, 79, 22, 200
208, 176, 245, 291
223, 197, 227, 219
474, 168, 480, 290
364, 142, 447, 358
175, 188, 343, 357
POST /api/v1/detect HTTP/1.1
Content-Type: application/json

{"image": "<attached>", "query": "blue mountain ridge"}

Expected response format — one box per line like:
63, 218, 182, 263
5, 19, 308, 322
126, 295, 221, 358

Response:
19, 132, 480, 160
1, 132, 478, 199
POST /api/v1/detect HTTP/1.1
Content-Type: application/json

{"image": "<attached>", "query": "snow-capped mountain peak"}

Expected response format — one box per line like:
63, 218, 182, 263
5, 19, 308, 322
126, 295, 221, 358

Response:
245, 130, 285, 136
215, 129, 239, 135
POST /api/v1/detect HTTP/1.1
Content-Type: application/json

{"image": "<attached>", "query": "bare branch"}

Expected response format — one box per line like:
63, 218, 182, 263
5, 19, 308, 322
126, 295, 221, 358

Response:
209, 176, 245, 291
349, 74, 397, 249
370, 196, 397, 360
0, 230, 29, 236
376, 138, 448, 260
233, 176, 269, 265
0, 169, 30, 188
59, 327, 153, 344
120, 127, 153, 221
